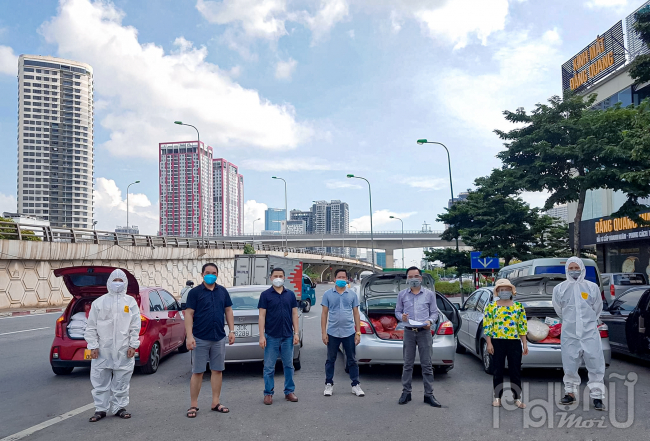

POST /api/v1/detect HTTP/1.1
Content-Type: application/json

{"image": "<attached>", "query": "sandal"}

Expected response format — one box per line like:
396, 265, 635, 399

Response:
115, 408, 131, 419
89, 411, 106, 422
492, 399, 501, 407
515, 400, 526, 409
211, 403, 230, 413
187, 407, 199, 418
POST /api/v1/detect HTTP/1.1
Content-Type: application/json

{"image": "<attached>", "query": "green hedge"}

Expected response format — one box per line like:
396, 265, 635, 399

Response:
435, 280, 474, 295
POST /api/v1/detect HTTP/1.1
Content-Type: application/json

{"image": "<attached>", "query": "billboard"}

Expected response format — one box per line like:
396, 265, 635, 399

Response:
561, 21, 626, 92
626, 1, 650, 60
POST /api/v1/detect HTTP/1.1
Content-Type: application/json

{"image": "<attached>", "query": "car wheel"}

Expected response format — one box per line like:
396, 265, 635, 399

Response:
178, 336, 190, 353
455, 335, 466, 354
52, 366, 74, 375
434, 365, 453, 374
140, 342, 160, 375
481, 340, 494, 375
303, 299, 311, 313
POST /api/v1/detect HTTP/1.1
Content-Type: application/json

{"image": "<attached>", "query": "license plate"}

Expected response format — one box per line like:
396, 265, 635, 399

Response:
233, 324, 252, 337
83, 349, 92, 360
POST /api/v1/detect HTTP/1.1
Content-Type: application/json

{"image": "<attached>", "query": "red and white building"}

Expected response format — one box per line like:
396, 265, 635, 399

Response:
159, 141, 213, 237
213, 158, 244, 236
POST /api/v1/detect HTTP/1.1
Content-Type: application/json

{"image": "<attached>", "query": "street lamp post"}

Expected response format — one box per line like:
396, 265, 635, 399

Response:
390, 215, 404, 269
252, 217, 260, 240
350, 225, 358, 259
175, 121, 203, 240
126, 180, 140, 232
347, 174, 375, 268
416, 139, 459, 252
272, 177, 288, 253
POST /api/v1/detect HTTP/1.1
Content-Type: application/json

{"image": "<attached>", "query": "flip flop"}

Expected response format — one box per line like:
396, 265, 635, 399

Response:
187, 407, 199, 418
211, 403, 229, 413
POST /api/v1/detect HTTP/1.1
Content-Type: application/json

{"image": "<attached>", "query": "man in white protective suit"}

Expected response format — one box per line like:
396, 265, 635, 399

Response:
84, 269, 141, 422
552, 257, 606, 411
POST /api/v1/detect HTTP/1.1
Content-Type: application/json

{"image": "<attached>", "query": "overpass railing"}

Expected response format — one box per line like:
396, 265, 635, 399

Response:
0, 221, 373, 263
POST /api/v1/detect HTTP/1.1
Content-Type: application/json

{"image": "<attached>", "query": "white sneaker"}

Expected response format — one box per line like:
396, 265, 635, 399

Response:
351, 385, 365, 397
324, 383, 333, 396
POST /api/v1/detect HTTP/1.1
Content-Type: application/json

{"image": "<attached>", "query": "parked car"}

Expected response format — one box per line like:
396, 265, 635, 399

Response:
50, 266, 188, 376
601, 273, 649, 305
353, 272, 460, 374
224, 285, 304, 370
599, 287, 650, 362
456, 274, 612, 374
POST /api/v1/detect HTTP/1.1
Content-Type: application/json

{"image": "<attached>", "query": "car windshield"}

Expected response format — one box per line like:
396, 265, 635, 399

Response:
68, 273, 111, 287
515, 278, 564, 296
229, 290, 263, 310
613, 274, 647, 285
366, 276, 433, 295
534, 265, 599, 285
366, 296, 398, 311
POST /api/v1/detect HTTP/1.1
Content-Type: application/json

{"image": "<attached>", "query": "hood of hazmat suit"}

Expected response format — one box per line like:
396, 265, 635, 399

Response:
552, 256, 606, 398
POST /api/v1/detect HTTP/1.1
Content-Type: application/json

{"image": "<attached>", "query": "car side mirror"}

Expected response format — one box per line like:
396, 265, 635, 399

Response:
311, 282, 317, 288
299, 300, 307, 309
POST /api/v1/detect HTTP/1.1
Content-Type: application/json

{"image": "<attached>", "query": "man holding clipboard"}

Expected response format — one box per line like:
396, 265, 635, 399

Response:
395, 267, 441, 408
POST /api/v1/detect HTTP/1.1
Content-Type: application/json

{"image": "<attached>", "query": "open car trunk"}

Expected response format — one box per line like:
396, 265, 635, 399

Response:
521, 300, 561, 344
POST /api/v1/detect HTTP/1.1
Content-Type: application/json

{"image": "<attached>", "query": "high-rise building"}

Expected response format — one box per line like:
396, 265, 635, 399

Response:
545, 204, 569, 222
213, 158, 243, 236
291, 200, 349, 254
286, 219, 306, 234
290, 209, 314, 233
447, 191, 470, 208
265, 208, 286, 232
17, 55, 94, 228
159, 141, 214, 237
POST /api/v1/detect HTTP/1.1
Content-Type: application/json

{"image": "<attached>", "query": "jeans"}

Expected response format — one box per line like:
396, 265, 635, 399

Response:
263, 335, 295, 396
325, 333, 359, 386
402, 328, 434, 396
491, 338, 523, 400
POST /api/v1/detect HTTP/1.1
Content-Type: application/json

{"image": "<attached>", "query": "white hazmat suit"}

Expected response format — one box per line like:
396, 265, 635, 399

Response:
552, 257, 605, 399
84, 269, 141, 414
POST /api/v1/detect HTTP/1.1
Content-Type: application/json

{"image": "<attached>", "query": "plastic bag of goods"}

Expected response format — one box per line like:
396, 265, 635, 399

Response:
548, 323, 562, 339
390, 330, 404, 340
380, 315, 398, 331
377, 332, 392, 340
527, 319, 549, 342
538, 337, 561, 344
370, 319, 385, 332
544, 317, 560, 326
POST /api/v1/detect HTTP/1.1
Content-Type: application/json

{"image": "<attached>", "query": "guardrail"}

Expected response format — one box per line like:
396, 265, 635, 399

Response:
0, 221, 373, 263
247, 230, 444, 236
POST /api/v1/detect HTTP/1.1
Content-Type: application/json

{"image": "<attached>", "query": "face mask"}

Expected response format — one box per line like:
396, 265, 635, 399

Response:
407, 278, 422, 288
272, 278, 285, 287
110, 281, 125, 292
498, 290, 513, 300
335, 280, 347, 288
568, 270, 581, 280
203, 274, 217, 285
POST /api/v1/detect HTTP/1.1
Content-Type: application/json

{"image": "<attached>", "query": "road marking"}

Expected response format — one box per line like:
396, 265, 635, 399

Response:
0, 327, 50, 336
303, 316, 317, 320
0, 312, 61, 320
0, 403, 95, 441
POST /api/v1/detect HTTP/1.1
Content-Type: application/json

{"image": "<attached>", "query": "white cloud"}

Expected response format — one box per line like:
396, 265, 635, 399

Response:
40, 0, 311, 159
302, 0, 350, 42
241, 157, 334, 171
520, 190, 552, 209
585, 0, 628, 8
196, 0, 288, 41
244, 199, 268, 234
350, 209, 417, 232
347, 29, 355, 39
93, 178, 159, 234
0, 192, 16, 214
275, 57, 298, 80
0, 45, 18, 75
325, 179, 362, 189
399, 176, 447, 191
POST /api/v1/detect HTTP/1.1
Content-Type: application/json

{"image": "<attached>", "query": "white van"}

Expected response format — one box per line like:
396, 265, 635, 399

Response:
497, 257, 603, 292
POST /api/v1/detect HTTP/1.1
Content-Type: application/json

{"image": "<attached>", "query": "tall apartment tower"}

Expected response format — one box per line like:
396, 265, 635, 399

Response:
159, 141, 214, 237
213, 158, 243, 236
17, 55, 94, 228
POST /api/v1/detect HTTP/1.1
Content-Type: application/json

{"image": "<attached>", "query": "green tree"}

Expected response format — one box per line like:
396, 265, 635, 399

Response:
243, 243, 256, 254
423, 249, 472, 279
495, 92, 650, 255
0, 217, 41, 241
530, 215, 571, 258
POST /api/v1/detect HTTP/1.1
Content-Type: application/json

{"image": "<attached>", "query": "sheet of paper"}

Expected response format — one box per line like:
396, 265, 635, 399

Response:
408, 319, 426, 327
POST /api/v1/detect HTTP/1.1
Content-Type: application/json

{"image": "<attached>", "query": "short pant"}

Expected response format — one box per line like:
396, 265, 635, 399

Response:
191, 337, 226, 373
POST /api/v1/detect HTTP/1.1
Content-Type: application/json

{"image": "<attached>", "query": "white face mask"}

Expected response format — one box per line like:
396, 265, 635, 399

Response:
110, 281, 125, 292
272, 278, 284, 287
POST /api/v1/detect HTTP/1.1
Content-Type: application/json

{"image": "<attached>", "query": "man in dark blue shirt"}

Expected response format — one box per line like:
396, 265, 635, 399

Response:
258, 267, 300, 405
184, 263, 234, 418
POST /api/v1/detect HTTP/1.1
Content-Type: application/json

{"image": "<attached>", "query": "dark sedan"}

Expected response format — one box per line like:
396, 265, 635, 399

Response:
599, 287, 650, 361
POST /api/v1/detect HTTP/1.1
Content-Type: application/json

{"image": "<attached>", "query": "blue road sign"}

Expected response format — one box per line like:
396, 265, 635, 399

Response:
470, 251, 500, 270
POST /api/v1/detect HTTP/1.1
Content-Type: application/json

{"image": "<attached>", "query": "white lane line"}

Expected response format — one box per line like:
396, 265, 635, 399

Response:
0, 403, 95, 441
0, 312, 61, 320
0, 327, 50, 336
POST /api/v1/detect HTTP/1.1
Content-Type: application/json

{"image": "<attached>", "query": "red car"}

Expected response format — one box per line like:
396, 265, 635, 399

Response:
50, 266, 188, 375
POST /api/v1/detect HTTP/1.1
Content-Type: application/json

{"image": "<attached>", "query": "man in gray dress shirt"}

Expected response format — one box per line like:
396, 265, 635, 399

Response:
395, 266, 441, 407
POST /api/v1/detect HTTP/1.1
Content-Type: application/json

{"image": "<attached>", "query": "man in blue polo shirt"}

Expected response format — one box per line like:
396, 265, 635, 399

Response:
321, 268, 364, 397
258, 267, 300, 405
184, 263, 235, 419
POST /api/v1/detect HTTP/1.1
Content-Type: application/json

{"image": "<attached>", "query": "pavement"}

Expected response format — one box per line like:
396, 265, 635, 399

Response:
0, 284, 649, 440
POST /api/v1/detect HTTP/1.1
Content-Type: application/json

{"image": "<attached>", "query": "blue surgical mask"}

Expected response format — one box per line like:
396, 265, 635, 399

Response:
568, 270, 581, 280
335, 280, 347, 288
203, 274, 217, 285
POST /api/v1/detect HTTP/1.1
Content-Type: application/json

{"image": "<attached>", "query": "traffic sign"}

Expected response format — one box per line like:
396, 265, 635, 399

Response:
470, 251, 499, 270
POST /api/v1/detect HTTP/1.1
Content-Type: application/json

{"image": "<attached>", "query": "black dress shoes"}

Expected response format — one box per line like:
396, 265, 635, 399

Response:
424, 395, 442, 408
398, 392, 411, 404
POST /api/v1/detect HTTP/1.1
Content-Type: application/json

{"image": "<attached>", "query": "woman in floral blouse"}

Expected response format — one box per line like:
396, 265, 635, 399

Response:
484, 278, 529, 408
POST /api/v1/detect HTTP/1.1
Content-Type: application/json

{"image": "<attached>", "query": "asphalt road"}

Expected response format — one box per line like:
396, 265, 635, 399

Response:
1, 284, 649, 440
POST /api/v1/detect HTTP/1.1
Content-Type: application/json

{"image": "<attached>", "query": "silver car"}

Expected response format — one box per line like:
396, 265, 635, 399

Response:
224, 285, 304, 370
352, 273, 460, 374
456, 274, 612, 374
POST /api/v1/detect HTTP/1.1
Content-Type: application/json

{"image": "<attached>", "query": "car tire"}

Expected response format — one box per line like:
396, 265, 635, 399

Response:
455, 335, 466, 354
178, 336, 190, 353
140, 342, 161, 375
52, 366, 74, 375
303, 299, 311, 313
434, 365, 453, 374
481, 340, 494, 375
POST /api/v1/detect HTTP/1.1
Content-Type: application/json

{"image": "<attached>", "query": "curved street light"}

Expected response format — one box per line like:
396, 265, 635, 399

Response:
126, 180, 140, 232
390, 215, 404, 269
252, 217, 261, 239
272, 177, 288, 252
347, 174, 375, 268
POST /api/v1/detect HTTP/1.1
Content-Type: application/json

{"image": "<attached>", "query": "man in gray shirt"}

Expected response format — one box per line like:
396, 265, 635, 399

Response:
395, 266, 441, 407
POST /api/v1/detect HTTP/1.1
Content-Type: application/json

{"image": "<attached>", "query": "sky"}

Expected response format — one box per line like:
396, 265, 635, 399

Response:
0, 0, 643, 267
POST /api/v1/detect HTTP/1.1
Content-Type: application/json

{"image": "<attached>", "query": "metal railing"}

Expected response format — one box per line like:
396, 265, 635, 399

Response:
246, 230, 444, 236
0, 221, 374, 264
